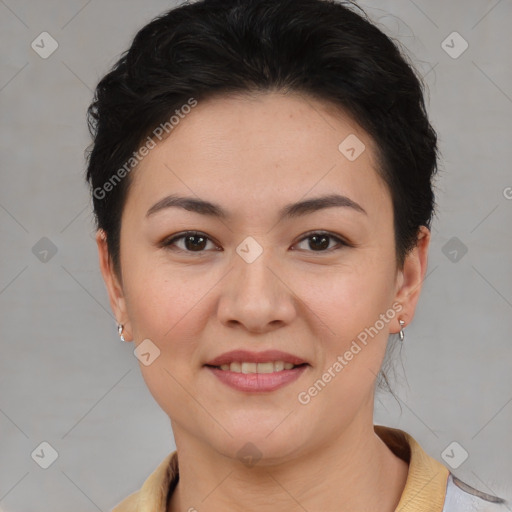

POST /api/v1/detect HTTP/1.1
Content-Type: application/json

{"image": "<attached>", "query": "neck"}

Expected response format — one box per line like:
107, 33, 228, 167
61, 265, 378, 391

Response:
167, 419, 409, 512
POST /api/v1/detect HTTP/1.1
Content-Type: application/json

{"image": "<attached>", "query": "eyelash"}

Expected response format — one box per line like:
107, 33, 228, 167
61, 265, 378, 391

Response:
161, 230, 350, 255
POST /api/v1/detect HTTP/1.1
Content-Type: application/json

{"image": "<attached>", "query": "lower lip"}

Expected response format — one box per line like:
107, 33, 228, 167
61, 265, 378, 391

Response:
206, 365, 308, 392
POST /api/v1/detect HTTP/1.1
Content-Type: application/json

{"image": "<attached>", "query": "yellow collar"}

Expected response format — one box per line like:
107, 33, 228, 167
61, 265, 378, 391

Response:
113, 425, 450, 512
374, 425, 450, 511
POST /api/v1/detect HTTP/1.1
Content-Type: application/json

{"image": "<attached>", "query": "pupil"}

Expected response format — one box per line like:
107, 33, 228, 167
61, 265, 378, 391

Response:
310, 235, 329, 251
185, 235, 206, 251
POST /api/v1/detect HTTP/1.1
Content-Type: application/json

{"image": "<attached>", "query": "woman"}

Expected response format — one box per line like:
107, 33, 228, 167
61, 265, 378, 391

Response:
85, 0, 508, 510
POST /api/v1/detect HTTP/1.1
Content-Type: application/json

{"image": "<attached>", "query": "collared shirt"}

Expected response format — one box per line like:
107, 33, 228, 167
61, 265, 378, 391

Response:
111, 425, 508, 511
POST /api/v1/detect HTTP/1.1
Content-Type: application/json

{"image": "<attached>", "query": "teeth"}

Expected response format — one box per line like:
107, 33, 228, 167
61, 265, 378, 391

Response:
241, 362, 257, 374
257, 362, 274, 374
274, 361, 284, 371
217, 361, 298, 373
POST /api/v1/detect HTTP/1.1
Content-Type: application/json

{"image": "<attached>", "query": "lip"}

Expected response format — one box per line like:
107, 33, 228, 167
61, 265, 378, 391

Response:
206, 364, 308, 392
204, 349, 308, 367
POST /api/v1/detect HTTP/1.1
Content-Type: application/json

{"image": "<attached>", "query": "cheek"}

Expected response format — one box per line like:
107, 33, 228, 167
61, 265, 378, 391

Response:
122, 264, 209, 415
123, 258, 209, 361
291, 256, 397, 391
294, 259, 396, 336
294, 266, 395, 424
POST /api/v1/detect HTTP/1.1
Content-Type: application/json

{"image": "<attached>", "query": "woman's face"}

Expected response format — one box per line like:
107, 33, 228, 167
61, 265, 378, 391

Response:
97, 92, 429, 463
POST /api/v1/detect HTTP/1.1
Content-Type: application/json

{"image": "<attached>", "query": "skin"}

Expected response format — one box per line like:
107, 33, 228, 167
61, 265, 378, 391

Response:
96, 91, 430, 512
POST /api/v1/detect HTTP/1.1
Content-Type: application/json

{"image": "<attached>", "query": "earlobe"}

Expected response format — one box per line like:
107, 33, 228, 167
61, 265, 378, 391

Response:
392, 226, 431, 334
95, 229, 131, 340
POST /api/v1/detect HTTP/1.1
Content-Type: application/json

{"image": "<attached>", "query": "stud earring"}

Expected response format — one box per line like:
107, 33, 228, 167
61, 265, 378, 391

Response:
399, 319, 405, 341
117, 323, 125, 342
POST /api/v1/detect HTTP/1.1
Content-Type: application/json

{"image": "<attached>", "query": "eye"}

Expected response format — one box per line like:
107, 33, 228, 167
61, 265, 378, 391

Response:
293, 231, 348, 252
161, 231, 220, 254
161, 230, 349, 254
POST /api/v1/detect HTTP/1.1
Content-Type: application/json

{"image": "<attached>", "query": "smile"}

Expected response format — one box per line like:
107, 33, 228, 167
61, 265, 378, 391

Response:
205, 363, 309, 392
215, 361, 303, 373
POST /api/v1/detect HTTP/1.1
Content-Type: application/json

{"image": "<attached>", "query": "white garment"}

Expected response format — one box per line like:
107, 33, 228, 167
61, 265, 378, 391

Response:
442, 473, 509, 511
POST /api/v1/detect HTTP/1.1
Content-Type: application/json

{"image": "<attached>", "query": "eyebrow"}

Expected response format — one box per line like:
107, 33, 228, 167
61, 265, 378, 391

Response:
145, 193, 367, 220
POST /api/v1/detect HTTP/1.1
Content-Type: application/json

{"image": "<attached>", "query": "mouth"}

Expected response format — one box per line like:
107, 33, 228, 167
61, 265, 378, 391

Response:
205, 361, 309, 373
204, 349, 310, 392
204, 349, 308, 368
205, 363, 309, 392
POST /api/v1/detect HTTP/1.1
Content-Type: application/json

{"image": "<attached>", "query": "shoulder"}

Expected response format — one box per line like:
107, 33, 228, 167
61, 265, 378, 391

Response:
442, 473, 510, 512
375, 425, 510, 512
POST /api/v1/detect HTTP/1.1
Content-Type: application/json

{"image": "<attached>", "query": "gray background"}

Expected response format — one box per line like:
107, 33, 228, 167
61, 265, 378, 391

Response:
1, 0, 511, 510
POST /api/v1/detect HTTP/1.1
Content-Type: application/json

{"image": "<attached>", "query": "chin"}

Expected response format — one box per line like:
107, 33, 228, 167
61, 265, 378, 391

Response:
208, 420, 308, 465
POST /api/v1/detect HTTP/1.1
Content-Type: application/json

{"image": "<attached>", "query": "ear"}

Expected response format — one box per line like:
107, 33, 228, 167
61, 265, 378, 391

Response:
95, 229, 132, 342
392, 226, 431, 334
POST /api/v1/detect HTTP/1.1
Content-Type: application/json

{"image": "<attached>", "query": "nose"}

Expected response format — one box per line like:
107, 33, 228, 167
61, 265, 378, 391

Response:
217, 249, 297, 334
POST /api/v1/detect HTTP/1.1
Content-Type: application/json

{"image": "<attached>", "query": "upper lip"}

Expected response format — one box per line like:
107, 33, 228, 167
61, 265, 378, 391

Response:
205, 350, 308, 367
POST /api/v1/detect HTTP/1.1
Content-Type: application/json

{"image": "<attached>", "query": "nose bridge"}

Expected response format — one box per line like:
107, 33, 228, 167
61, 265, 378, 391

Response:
233, 241, 280, 303
217, 239, 295, 330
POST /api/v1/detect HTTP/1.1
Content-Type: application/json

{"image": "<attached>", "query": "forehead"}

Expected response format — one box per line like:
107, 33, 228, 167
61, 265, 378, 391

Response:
126, 91, 389, 220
